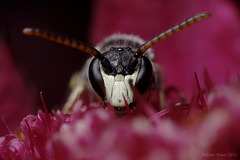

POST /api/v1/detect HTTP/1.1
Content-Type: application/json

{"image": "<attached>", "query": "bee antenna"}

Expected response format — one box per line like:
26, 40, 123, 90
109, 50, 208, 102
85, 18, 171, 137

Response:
22, 27, 102, 58
137, 12, 211, 55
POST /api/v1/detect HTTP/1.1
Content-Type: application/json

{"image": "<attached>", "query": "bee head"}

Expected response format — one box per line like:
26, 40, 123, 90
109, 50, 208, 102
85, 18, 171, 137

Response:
89, 45, 153, 110
22, 12, 211, 115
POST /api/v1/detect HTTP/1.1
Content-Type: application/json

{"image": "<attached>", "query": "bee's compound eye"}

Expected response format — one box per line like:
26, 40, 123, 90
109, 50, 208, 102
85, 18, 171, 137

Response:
89, 57, 105, 100
101, 58, 112, 73
135, 57, 153, 94
128, 56, 138, 71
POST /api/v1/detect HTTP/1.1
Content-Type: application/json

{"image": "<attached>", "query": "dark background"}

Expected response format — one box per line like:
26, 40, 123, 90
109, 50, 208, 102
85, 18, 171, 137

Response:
0, 1, 92, 110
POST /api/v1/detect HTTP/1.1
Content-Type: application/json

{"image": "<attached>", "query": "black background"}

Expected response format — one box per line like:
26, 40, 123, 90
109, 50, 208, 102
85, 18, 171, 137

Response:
0, 1, 92, 110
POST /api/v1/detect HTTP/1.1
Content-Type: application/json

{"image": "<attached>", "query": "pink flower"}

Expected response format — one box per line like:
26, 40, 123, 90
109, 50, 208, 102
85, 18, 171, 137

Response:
0, 107, 71, 159
0, 134, 31, 159
1, 71, 240, 159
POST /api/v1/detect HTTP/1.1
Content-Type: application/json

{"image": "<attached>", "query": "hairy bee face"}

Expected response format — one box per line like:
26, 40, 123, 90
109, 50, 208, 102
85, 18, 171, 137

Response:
89, 44, 153, 109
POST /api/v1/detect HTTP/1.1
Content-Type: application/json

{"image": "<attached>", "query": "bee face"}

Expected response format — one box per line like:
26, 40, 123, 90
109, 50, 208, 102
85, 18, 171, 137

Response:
89, 45, 153, 109
22, 12, 211, 115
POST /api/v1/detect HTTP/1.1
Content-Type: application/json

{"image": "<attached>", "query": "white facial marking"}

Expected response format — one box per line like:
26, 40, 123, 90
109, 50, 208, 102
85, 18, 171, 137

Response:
100, 66, 139, 107
111, 81, 129, 106
100, 69, 114, 101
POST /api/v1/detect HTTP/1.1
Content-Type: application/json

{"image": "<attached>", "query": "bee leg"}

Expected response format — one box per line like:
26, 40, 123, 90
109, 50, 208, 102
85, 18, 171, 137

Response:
151, 63, 186, 110
62, 58, 92, 113
150, 62, 165, 111
164, 86, 186, 102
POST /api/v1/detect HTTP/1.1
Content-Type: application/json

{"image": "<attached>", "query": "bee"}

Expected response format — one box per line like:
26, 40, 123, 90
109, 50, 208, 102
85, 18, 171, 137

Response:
23, 12, 211, 117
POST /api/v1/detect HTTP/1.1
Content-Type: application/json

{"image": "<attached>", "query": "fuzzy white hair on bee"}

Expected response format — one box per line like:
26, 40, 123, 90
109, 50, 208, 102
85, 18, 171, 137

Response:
23, 12, 211, 116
